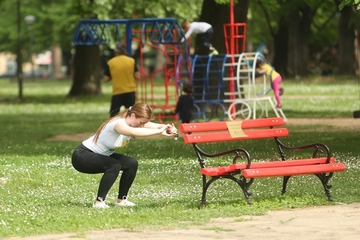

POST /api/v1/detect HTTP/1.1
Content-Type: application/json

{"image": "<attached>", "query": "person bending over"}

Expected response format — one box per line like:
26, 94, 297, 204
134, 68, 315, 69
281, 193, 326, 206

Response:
181, 20, 218, 55
71, 102, 178, 208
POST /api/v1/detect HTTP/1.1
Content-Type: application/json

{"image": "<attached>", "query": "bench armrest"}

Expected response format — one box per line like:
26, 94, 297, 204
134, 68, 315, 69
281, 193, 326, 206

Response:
277, 140, 332, 162
193, 144, 251, 168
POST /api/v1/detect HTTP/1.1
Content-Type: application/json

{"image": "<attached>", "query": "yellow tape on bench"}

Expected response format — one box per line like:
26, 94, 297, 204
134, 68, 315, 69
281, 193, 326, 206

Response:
226, 121, 248, 138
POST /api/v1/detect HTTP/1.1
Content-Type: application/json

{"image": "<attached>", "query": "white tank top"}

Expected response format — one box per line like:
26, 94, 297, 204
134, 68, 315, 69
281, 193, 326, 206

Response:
82, 118, 132, 156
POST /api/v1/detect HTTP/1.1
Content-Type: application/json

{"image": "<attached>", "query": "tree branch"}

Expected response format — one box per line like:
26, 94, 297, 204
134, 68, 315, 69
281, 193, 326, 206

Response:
257, 0, 275, 38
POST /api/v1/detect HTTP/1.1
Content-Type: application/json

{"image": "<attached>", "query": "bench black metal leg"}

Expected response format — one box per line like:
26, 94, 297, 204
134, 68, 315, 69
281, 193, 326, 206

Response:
315, 173, 334, 201
281, 176, 291, 195
200, 176, 218, 208
239, 177, 254, 205
281, 174, 334, 201
200, 175, 208, 208
200, 175, 254, 207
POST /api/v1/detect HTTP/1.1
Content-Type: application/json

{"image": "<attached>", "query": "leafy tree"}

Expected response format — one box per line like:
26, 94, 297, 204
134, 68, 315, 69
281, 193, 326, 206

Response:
0, 0, 80, 98
68, 0, 102, 96
0, 0, 78, 62
248, 1, 289, 75
338, 0, 360, 10
337, 4, 357, 75
247, 0, 357, 77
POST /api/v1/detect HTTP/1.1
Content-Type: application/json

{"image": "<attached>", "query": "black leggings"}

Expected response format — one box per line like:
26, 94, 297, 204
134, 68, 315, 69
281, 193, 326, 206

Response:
199, 28, 214, 50
71, 144, 138, 201
110, 92, 136, 117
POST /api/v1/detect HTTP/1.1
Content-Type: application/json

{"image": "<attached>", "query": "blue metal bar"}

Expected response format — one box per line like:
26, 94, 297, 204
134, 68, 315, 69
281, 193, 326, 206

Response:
125, 22, 132, 55
73, 18, 185, 46
78, 18, 178, 24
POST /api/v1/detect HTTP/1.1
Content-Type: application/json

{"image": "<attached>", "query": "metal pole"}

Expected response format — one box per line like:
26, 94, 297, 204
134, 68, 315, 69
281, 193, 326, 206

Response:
230, 0, 234, 55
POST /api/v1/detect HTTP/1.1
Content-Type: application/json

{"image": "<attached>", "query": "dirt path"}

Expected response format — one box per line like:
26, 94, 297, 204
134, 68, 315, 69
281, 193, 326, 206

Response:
286, 117, 360, 131
6, 203, 360, 240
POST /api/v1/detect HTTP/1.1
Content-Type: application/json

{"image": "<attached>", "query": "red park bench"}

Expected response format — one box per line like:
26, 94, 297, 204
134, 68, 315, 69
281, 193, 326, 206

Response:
179, 117, 346, 207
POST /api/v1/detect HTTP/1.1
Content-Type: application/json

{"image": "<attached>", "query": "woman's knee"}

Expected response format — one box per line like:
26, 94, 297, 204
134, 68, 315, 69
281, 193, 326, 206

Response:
106, 163, 122, 173
129, 157, 138, 170
111, 154, 138, 171
124, 156, 138, 171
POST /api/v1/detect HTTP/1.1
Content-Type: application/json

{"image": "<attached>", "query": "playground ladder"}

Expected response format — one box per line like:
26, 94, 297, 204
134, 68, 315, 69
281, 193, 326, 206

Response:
225, 52, 287, 121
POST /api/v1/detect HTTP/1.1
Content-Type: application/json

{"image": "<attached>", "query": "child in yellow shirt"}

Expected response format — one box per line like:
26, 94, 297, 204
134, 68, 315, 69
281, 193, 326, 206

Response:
255, 59, 284, 108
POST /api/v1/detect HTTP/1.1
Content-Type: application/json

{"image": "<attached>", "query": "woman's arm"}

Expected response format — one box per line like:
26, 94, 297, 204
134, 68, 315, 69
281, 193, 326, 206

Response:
143, 121, 167, 129
114, 120, 177, 138
144, 122, 178, 137
114, 120, 169, 137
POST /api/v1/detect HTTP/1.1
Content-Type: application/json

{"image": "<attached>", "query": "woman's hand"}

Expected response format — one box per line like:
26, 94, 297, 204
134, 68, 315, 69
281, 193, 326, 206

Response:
163, 123, 178, 137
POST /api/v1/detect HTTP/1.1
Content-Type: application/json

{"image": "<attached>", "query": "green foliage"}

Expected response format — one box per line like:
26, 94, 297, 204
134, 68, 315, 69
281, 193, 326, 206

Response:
214, 0, 231, 4
41, 2, 81, 50
305, 0, 322, 8
103, 0, 202, 20
339, 0, 360, 10
0, 0, 80, 54
0, 69, 359, 238
247, 1, 276, 45
247, 0, 342, 54
309, 3, 339, 54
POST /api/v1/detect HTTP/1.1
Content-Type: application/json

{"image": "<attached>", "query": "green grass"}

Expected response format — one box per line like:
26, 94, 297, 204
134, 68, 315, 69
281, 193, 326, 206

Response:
0, 77, 359, 238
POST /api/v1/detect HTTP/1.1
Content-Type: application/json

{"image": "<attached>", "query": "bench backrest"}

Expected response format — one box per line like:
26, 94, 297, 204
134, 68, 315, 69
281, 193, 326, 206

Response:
180, 117, 288, 144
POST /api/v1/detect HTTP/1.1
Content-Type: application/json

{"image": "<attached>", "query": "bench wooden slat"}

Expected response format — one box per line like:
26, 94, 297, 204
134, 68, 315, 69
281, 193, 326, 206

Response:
200, 158, 336, 177
242, 163, 346, 178
180, 117, 285, 133
229, 157, 335, 171
183, 128, 289, 144
200, 166, 235, 177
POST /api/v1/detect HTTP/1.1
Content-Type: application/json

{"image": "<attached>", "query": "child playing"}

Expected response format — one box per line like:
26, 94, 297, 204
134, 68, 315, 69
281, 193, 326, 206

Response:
255, 59, 284, 109
181, 20, 218, 55
174, 81, 194, 123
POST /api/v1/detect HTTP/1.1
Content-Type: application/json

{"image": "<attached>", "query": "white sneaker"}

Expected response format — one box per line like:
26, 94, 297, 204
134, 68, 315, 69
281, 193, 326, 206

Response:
93, 201, 109, 209
114, 199, 136, 207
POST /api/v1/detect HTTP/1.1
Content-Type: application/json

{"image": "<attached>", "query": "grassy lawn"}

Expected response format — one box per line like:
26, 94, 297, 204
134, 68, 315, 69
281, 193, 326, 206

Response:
0, 77, 359, 238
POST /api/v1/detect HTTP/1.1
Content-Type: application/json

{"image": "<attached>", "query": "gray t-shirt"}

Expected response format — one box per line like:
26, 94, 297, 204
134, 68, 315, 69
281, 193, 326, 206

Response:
82, 118, 132, 156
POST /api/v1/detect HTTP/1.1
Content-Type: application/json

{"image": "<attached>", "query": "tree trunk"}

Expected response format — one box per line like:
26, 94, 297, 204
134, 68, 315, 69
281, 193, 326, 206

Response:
338, 6, 356, 75
197, 0, 249, 55
52, 45, 63, 79
272, 15, 288, 76
287, 5, 313, 78
68, 45, 102, 96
